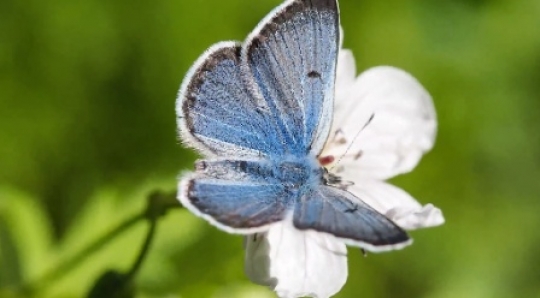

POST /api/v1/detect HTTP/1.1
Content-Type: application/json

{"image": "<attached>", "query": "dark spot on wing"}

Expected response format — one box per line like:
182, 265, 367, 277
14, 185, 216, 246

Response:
307, 70, 321, 78
186, 180, 197, 200
238, 160, 248, 172
195, 160, 207, 171
344, 205, 358, 213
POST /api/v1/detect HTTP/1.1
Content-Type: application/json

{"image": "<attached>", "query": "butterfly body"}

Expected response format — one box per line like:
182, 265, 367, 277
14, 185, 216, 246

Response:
195, 155, 324, 192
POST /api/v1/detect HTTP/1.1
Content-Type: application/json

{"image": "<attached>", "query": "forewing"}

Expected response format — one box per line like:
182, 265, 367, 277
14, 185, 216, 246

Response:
177, 42, 284, 158
242, 0, 339, 155
293, 185, 411, 252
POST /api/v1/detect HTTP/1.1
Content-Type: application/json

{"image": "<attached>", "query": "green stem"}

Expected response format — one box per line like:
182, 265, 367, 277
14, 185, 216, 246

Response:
28, 213, 145, 293
126, 217, 157, 279
23, 190, 181, 295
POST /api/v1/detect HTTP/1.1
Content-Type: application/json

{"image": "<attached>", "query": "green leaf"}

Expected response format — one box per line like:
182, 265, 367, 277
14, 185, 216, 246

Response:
0, 186, 54, 292
0, 217, 23, 289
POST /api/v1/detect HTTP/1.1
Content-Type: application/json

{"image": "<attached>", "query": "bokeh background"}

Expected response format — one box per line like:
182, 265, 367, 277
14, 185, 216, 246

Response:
1, 0, 540, 297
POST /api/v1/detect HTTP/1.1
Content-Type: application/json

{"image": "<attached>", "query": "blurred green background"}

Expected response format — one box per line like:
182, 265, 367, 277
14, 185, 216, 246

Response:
1, 0, 540, 297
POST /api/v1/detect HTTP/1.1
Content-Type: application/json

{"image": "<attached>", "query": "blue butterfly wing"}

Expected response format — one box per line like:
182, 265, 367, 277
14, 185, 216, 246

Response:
182, 160, 290, 231
178, 42, 285, 157
243, 0, 339, 155
178, 0, 341, 233
179, 0, 339, 158
293, 186, 411, 251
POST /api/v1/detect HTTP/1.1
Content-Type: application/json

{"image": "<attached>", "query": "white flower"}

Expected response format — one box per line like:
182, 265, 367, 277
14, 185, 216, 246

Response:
244, 47, 444, 298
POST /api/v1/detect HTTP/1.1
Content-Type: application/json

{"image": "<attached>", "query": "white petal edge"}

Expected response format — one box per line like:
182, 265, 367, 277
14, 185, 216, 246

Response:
245, 221, 348, 298
386, 203, 445, 230
326, 66, 437, 180
347, 180, 445, 231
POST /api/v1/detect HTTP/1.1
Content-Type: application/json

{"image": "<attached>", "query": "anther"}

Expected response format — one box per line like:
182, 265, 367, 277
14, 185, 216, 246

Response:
319, 155, 335, 166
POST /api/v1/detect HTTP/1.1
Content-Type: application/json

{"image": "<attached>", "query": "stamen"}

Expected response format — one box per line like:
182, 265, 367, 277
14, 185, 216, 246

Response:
318, 155, 335, 166
330, 113, 374, 172
353, 150, 363, 160
332, 128, 347, 144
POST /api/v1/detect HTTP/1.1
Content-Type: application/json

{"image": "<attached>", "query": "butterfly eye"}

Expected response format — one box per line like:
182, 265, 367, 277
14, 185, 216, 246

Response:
195, 160, 207, 171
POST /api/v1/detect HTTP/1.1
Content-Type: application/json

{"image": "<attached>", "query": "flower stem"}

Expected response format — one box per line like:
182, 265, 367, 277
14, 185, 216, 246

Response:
26, 213, 145, 293
125, 216, 157, 279
22, 190, 181, 296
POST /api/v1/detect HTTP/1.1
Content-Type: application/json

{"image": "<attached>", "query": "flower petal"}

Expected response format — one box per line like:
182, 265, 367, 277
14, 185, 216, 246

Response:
326, 66, 437, 180
335, 49, 356, 101
386, 203, 445, 230
245, 221, 348, 298
347, 180, 444, 230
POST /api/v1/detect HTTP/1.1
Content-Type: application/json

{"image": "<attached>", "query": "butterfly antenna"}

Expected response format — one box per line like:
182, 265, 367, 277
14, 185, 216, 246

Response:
329, 113, 375, 172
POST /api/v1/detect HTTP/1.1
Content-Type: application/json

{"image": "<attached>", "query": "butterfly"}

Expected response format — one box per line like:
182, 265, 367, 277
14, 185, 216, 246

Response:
176, 0, 410, 252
